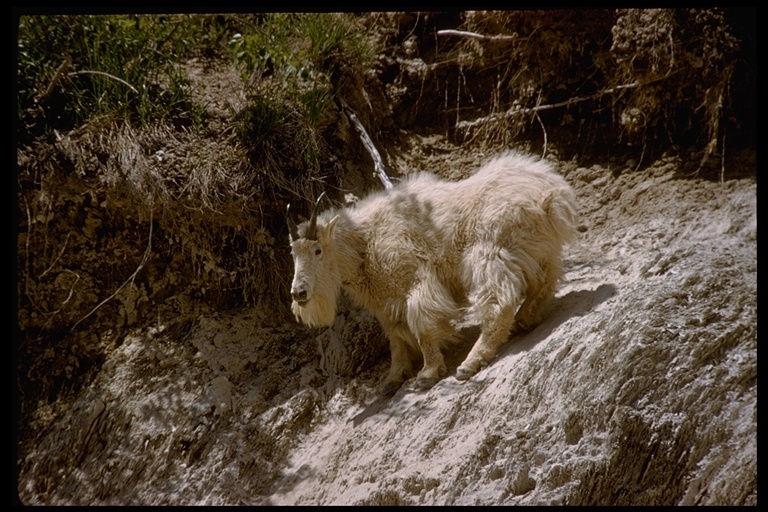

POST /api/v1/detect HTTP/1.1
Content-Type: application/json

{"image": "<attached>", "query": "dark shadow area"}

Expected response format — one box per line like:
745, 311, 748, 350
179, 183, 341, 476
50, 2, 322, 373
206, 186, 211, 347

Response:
441, 283, 618, 376
671, 146, 757, 182
350, 395, 391, 427
497, 283, 617, 363
258, 463, 318, 506
350, 389, 440, 428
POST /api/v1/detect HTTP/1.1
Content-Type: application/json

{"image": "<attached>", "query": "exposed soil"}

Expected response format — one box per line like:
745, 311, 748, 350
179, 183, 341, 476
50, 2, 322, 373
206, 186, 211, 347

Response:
16, 138, 756, 505
15, 19, 756, 505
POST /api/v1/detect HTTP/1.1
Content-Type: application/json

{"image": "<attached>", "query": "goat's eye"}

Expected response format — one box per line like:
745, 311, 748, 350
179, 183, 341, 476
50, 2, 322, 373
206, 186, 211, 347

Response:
315, 248, 322, 256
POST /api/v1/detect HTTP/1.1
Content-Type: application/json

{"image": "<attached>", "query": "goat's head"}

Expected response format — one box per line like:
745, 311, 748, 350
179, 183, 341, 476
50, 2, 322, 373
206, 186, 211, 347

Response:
287, 192, 341, 327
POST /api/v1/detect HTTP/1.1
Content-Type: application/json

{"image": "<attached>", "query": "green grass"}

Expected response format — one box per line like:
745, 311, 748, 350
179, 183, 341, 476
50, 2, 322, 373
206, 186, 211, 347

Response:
16, 14, 231, 140
16, 12, 373, 179
229, 12, 371, 126
227, 13, 372, 182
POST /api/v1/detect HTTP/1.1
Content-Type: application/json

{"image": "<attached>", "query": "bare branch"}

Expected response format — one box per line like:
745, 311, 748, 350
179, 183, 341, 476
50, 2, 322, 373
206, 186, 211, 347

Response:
40, 232, 71, 278
720, 131, 726, 184
35, 59, 141, 104
437, 29, 517, 42
67, 70, 140, 95
59, 270, 80, 306
457, 82, 640, 131
339, 99, 394, 190
71, 207, 153, 332
36, 56, 72, 104
534, 111, 547, 160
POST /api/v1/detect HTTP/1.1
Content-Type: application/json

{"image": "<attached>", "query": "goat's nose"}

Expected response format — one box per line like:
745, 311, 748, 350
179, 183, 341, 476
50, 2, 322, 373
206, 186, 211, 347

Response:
292, 289, 308, 302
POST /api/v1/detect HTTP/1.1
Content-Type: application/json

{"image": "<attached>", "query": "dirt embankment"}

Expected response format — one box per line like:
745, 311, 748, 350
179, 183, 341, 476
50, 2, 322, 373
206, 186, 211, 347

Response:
17, 139, 756, 505
15, 11, 756, 505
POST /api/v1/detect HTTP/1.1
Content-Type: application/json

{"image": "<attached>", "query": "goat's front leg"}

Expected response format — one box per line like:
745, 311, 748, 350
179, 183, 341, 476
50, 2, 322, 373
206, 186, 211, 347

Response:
380, 324, 416, 396
413, 330, 448, 391
406, 273, 458, 391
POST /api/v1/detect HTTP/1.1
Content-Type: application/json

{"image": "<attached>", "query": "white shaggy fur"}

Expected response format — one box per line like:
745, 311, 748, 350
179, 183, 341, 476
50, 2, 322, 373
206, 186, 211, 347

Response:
289, 151, 577, 395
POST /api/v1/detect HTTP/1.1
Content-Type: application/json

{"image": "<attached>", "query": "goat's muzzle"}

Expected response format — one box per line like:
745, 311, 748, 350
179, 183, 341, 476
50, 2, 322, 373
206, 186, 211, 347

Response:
291, 286, 309, 306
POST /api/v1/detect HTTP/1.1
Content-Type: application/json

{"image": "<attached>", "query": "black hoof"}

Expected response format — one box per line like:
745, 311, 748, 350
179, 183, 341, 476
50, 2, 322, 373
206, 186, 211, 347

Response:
413, 377, 438, 391
454, 368, 475, 381
516, 320, 536, 333
380, 382, 402, 397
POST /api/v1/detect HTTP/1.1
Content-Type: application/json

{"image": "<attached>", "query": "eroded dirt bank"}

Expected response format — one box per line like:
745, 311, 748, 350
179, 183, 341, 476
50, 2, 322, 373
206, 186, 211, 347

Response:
17, 142, 756, 505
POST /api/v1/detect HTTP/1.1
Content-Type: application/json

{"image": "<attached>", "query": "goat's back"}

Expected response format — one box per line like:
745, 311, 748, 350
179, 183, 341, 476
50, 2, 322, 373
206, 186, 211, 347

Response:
397, 152, 576, 245
339, 151, 576, 262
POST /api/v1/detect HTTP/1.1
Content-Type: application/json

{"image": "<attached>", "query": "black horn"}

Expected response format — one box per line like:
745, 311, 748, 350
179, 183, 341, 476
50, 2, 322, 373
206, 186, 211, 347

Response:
306, 192, 327, 241
286, 203, 300, 241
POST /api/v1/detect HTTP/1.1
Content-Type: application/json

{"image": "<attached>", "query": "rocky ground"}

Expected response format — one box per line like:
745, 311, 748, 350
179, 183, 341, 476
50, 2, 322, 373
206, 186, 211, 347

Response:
16, 134, 756, 504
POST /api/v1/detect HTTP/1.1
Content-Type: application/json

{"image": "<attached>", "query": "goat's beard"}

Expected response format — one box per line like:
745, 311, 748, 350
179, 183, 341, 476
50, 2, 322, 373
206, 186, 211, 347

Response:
292, 288, 339, 328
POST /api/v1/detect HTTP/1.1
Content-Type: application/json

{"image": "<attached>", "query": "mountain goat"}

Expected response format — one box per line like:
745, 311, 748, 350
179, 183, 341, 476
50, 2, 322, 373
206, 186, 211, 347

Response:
287, 151, 577, 396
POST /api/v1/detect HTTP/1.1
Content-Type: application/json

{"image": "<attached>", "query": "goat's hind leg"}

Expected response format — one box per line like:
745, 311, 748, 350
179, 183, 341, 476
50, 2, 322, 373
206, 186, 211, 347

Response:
456, 244, 524, 381
455, 303, 517, 380
515, 257, 560, 332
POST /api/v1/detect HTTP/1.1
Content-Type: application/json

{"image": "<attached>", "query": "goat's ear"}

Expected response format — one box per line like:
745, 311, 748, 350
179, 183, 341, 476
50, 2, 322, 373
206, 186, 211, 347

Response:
327, 215, 341, 238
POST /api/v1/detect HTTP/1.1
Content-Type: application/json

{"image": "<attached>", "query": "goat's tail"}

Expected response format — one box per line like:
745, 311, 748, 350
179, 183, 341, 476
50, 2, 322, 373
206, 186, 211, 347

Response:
542, 187, 578, 245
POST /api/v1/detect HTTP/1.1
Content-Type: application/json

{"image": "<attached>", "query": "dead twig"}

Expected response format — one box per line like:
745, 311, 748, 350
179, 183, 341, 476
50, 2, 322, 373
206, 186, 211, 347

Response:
437, 29, 517, 42
67, 70, 140, 95
70, 207, 153, 332
720, 131, 726, 184
40, 232, 71, 278
457, 82, 640, 132
338, 98, 393, 190
36, 56, 72, 104
35, 58, 140, 104
534, 111, 547, 160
